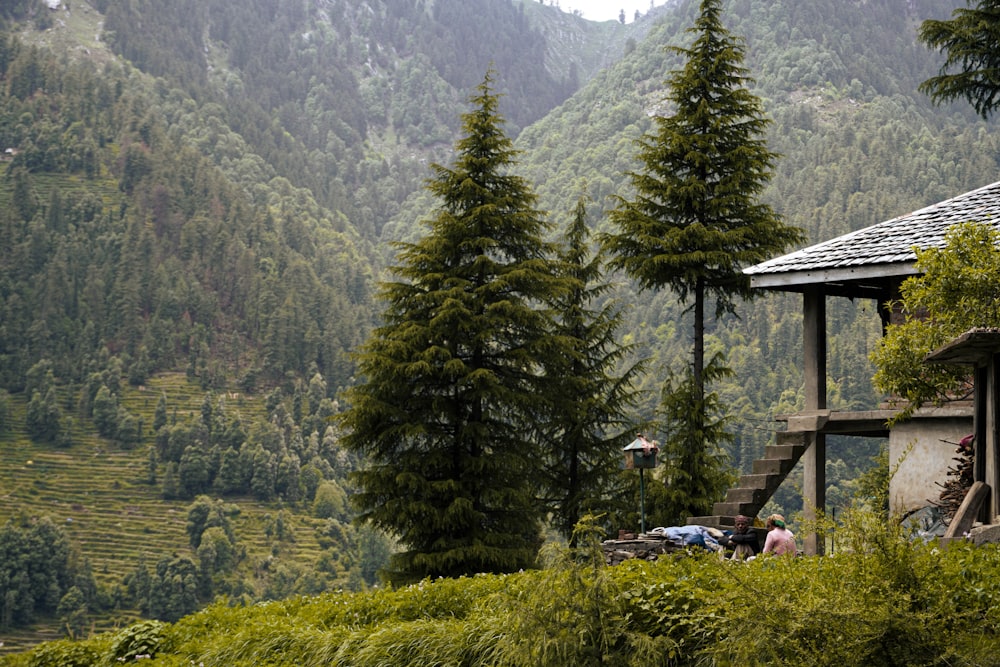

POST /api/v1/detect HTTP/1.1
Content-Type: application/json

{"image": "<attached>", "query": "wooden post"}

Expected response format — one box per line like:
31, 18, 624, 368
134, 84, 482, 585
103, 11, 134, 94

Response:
989, 358, 1000, 523
802, 288, 826, 555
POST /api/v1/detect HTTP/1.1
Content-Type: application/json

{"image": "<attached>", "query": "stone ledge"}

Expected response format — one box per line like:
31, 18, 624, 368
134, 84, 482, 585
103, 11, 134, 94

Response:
602, 536, 680, 565
969, 523, 1000, 545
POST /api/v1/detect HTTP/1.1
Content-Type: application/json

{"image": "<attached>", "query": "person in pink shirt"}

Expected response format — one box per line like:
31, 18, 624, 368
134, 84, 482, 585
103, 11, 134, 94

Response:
762, 514, 796, 556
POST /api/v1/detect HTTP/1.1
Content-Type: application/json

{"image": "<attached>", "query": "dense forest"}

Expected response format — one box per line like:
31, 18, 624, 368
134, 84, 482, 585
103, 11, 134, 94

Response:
1, 0, 999, 646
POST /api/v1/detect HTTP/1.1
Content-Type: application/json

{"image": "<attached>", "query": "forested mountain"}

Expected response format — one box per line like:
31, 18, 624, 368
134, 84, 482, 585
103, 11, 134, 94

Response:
0, 0, 998, 647
512, 0, 1000, 509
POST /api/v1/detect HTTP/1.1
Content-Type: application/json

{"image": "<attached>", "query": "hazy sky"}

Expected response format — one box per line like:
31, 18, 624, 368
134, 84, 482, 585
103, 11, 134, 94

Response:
560, 0, 665, 23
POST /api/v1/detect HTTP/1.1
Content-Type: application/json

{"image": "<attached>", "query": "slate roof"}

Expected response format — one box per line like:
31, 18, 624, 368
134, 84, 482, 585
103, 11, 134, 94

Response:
745, 180, 1000, 295
924, 327, 1000, 366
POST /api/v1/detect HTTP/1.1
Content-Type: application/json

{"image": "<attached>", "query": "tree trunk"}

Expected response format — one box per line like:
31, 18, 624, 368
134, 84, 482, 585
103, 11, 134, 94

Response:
693, 276, 705, 402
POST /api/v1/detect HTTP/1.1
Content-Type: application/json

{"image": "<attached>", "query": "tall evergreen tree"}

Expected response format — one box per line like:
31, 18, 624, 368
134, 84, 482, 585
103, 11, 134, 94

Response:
919, 0, 1000, 120
652, 355, 737, 526
340, 69, 562, 583
540, 196, 648, 542
601, 0, 801, 519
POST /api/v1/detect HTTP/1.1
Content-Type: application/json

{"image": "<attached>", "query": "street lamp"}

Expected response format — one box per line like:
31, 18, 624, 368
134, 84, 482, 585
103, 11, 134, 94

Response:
623, 434, 658, 535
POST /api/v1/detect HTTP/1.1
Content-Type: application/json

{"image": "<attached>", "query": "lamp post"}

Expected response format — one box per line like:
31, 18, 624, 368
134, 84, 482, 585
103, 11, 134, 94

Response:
623, 434, 658, 535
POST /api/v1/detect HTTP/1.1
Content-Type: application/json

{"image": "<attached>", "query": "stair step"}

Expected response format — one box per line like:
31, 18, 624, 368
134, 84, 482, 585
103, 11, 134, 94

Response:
752, 457, 798, 475
725, 486, 770, 504
712, 501, 760, 516
764, 443, 808, 461
775, 430, 810, 447
738, 473, 786, 495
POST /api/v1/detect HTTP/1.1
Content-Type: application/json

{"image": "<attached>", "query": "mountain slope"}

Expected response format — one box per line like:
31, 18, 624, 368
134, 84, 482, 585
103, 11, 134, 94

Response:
511, 0, 998, 496
2, 0, 1000, 648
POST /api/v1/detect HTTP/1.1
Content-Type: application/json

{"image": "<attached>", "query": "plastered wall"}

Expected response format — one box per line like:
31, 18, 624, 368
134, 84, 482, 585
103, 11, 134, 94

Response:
889, 417, 972, 514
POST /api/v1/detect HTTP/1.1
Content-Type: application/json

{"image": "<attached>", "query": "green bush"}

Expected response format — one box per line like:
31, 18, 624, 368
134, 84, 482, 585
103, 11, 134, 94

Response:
108, 619, 167, 662
26, 640, 101, 667
14, 509, 1000, 666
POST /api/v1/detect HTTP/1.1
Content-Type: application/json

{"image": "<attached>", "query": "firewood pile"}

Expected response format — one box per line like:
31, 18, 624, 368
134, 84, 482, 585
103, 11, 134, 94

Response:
931, 434, 975, 523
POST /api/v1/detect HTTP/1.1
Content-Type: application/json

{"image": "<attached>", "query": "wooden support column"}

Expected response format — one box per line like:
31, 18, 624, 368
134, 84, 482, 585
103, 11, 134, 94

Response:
989, 358, 1000, 523
975, 364, 988, 523
802, 288, 826, 555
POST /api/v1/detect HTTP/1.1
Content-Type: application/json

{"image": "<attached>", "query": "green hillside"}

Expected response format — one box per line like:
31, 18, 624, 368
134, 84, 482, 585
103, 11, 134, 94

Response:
2, 0, 1000, 651
0, 369, 374, 653
511, 0, 1000, 503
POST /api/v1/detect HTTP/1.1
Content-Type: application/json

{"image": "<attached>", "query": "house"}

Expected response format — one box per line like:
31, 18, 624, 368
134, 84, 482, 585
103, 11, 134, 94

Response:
690, 181, 1000, 553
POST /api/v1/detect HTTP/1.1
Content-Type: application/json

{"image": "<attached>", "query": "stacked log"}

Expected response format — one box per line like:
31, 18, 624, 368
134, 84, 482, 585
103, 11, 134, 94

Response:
932, 434, 975, 523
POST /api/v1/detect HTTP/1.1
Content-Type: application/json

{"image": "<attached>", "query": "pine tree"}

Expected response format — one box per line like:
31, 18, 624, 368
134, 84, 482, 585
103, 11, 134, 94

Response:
601, 0, 801, 519
652, 355, 737, 526
919, 1, 1000, 120
540, 196, 648, 542
339, 69, 562, 583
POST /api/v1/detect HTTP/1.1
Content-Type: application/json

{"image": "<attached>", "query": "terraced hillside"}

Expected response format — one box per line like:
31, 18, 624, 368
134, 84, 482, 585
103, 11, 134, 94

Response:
0, 373, 343, 653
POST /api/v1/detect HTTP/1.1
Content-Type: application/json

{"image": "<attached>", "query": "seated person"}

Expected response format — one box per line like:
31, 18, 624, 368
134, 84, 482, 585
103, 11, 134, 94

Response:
762, 514, 796, 556
728, 514, 759, 560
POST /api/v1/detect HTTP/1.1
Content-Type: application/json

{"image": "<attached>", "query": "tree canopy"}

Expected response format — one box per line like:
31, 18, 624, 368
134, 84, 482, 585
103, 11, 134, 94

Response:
870, 222, 1000, 419
919, 0, 1000, 119
538, 196, 648, 541
601, 0, 802, 519
339, 70, 564, 583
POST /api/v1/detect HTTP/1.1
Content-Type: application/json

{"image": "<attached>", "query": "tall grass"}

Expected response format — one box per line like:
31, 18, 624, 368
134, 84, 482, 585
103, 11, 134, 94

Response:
9, 509, 1000, 666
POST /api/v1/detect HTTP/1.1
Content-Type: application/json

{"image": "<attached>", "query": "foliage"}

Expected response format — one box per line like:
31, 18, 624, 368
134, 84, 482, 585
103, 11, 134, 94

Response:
107, 619, 168, 662
186, 495, 234, 549
339, 70, 563, 583
606, 0, 801, 303
23, 639, 103, 667
20, 502, 1000, 666
312, 480, 348, 521
55, 586, 88, 638
538, 197, 649, 541
25, 387, 65, 446
650, 355, 737, 526
919, 0, 1000, 119
871, 222, 1000, 420
0, 516, 75, 630
0, 33, 375, 398
494, 516, 668, 666
851, 442, 899, 521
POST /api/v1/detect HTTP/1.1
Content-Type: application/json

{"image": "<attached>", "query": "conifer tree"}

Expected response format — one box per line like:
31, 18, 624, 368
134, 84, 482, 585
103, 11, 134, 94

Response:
601, 0, 801, 520
339, 69, 562, 583
652, 355, 737, 526
540, 196, 647, 541
919, 1, 1000, 120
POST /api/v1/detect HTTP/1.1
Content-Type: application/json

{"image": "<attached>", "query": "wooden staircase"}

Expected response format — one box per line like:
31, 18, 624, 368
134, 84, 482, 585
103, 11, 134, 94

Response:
688, 430, 809, 530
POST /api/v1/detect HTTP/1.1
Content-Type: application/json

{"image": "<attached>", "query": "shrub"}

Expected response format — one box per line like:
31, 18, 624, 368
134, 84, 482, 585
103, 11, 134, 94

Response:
26, 640, 100, 667
108, 619, 168, 662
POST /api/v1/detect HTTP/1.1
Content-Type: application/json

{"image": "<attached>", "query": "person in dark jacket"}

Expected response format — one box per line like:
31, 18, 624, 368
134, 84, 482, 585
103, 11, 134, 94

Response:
728, 514, 760, 560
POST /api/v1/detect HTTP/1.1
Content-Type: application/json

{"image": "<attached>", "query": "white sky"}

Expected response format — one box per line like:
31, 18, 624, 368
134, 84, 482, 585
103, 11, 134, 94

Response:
560, 0, 666, 23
